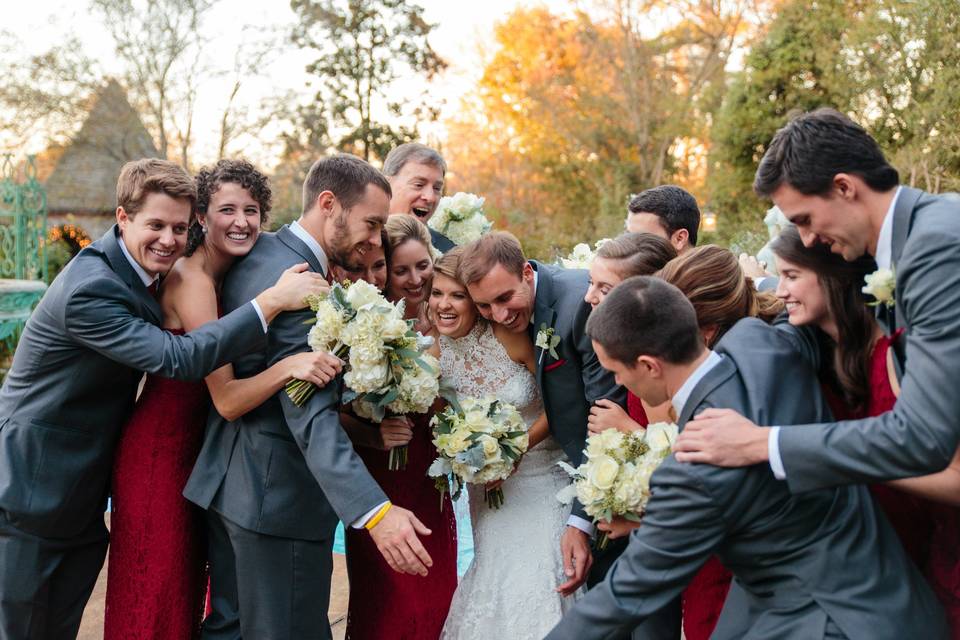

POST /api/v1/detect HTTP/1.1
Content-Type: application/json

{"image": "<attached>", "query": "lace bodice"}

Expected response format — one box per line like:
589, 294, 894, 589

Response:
439, 320, 543, 431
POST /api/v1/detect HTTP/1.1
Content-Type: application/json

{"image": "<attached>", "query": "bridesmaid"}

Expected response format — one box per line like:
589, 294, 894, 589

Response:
105, 159, 340, 640
582, 232, 676, 434
772, 225, 960, 637
344, 214, 458, 640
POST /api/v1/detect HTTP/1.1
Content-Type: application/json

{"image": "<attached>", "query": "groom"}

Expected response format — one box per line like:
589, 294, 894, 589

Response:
673, 107, 960, 493
548, 277, 947, 639
185, 154, 432, 639
458, 232, 627, 592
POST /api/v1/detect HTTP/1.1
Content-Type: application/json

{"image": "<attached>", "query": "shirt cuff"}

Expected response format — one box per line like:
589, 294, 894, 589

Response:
351, 501, 390, 529
768, 426, 786, 480
250, 300, 268, 333
566, 515, 595, 537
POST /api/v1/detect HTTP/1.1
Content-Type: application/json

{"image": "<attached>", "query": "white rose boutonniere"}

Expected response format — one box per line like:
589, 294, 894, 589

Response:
535, 323, 561, 364
862, 268, 896, 308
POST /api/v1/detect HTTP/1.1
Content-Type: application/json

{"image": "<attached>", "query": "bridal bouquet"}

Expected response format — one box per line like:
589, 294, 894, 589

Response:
557, 422, 678, 548
559, 238, 612, 270
428, 395, 529, 509
286, 279, 440, 470
428, 192, 493, 245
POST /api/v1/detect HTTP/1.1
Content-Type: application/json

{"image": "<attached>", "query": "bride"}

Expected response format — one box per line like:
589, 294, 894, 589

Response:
429, 248, 579, 639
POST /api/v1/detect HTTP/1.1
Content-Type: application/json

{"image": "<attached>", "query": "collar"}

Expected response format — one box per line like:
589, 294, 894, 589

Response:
874, 186, 901, 270
290, 219, 330, 276
671, 350, 722, 417
529, 268, 539, 325
116, 230, 157, 287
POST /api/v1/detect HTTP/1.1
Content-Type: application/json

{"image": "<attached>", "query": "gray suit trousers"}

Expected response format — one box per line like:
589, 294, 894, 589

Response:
0, 509, 108, 640
201, 509, 334, 640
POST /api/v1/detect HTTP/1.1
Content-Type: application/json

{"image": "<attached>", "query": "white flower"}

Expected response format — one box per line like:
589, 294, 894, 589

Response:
588, 455, 620, 490
559, 238, 612, 269
862, 268, 896, 307
307, 300, 345, 352
645, 422, 679, 454
345, 279, 386, 310
585, 429, 625, 459
429, 192, 493, 245
343, 356, 389, 393
380, 313, 410, 341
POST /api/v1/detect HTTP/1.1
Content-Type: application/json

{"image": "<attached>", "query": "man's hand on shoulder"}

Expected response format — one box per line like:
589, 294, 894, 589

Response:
673, 408, 770, 467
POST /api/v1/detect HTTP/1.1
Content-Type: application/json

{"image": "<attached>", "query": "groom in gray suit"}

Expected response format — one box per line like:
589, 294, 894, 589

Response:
674, 108, 960, 494
548, 277, 947, 640
184, 154, 433, 640
0, 158, 323, 640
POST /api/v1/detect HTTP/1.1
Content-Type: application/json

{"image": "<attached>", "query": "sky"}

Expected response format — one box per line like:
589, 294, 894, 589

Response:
4, 0, 562, 164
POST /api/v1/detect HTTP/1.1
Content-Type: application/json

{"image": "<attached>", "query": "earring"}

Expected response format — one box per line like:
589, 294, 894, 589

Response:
201, 226, 207, 234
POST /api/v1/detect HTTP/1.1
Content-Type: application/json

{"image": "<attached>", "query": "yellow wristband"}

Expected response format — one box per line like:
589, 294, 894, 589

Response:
365, 502, 393, 531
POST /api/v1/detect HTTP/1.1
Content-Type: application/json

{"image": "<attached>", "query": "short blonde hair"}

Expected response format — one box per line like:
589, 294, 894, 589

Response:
457, 231, 526, 285
433, 247, 463, 282
116, 158, 196, 218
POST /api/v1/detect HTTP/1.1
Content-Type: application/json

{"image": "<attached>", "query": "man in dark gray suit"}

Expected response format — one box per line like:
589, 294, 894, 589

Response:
674, 108, 960, 494
383, 142, 456, 253
184, 154, 432, 640
458, 231, 628, 594
0, 158, 324, 640
548, 277, 947, 640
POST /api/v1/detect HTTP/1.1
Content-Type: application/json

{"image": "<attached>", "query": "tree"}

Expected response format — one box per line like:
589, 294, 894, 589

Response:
289, 0, 446, 162
90, 0, 216, 167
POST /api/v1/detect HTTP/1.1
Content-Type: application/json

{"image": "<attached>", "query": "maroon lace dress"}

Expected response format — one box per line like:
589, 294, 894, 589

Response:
104, 329, 209, 640
629, 391, 733, 640
826, 332, 960, 638
345, 410, 458, 640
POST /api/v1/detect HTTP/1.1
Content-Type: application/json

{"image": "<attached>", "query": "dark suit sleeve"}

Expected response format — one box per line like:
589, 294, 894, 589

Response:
63, 276, 264, 380
780, 225, 960, 492
574, 302, 626, 409
267, 307, 388, 525
772, 313, 822, 371
548, 460, 726, 639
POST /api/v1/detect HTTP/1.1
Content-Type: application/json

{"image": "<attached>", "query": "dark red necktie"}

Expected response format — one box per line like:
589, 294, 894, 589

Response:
146, 280, 159, 300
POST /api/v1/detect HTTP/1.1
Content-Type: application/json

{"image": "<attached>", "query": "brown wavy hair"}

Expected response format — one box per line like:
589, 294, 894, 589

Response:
656, 245, 783, 348
595, 232, 677, 279
771, 226, 878, 413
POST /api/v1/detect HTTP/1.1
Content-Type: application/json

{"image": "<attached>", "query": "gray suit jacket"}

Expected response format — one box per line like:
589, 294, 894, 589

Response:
548, 319, 947, 640
429, 227, 456, 254
528, 261, 626, 467
779, 186, 960, 492
0, 226, 264, 538
183, 226, 388, 541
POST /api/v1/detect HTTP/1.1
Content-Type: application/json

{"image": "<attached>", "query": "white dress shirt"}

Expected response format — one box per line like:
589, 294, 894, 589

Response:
672, 351, 723, 418
768, 186, 902, 480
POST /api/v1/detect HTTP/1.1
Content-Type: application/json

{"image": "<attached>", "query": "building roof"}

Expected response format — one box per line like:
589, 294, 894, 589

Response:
44, 79, 160, 214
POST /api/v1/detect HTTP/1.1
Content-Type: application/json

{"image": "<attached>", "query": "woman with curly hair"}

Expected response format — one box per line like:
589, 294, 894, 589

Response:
104, 160, 340, 640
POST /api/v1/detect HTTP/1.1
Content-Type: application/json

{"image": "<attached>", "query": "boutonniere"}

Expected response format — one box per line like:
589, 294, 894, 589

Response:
536, 323, 561, 365
862, 268, 896, 308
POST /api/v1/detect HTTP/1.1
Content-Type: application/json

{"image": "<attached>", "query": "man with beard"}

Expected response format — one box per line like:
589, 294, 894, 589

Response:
185, 154, 433, 639
383, 142, 456, 253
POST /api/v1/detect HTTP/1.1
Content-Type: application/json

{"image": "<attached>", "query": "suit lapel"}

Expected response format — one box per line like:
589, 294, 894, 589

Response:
677, 357, 737, 428
882, 187, 922, 333
530, 261, 557, 389
276, 224, 325, 277
101, 225, 162, 324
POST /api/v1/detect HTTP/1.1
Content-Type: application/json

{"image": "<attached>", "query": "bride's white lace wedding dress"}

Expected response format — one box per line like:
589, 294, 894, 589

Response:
439, 320, 578, 640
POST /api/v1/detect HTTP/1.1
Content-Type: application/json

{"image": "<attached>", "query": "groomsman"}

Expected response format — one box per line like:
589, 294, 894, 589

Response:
383, 142, 456, 252
0, 159, 323, 640
673, 108, 960, 493
184, 154, 432, 639
548, 277, 947, 640
457, 234, 630, 591
625, 185, 701, 255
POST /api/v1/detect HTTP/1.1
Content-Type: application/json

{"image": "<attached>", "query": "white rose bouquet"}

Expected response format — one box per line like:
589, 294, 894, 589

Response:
428, 395, 529, 509
428, 192, 493, 245
556, 422, 678, 548
286, 279, 440, 470
558, 238, 612, 270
